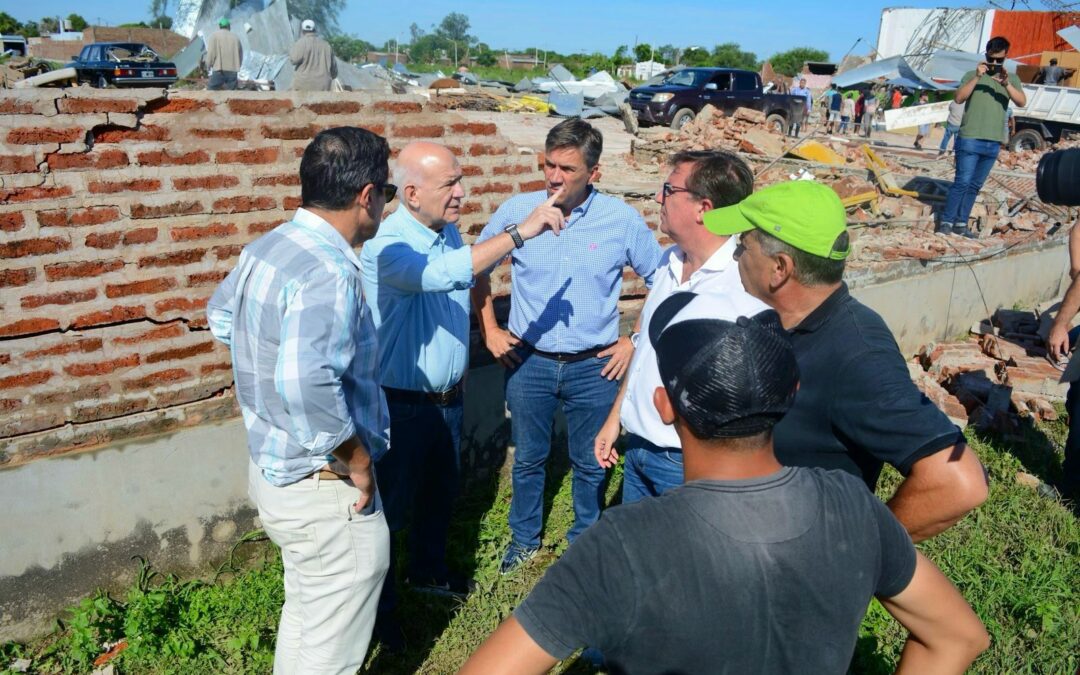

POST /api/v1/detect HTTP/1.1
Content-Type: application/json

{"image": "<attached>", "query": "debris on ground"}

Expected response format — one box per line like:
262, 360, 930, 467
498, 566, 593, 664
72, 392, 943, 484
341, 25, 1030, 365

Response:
0, 56, 60, 88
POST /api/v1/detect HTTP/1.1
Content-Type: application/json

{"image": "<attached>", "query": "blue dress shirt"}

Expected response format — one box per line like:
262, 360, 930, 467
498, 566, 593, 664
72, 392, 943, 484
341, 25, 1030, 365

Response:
478, 188, 662, 353
360, 206, 474, 392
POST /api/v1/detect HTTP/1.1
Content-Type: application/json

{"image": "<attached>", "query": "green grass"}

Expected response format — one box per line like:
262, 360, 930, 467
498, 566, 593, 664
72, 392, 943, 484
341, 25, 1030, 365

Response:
3, 425, 1078, 674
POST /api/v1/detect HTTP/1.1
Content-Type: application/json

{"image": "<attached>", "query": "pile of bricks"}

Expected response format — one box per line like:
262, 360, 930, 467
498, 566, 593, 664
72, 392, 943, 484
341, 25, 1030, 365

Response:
996, 138, 1080, 173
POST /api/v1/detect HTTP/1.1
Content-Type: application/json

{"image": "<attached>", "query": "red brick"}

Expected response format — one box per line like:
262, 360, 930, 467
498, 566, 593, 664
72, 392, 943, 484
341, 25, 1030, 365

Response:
187, 270, 228, 286
0, 371, 53, 390
213, 245, 243, 260
7, 127, 83, 144
138, 249, 207, 268
261, 123, 318, 140
38, 206, 121, 228
252, 174, 300, 187
123, 228, 158, 245
88, 179, 161, 194
94, 125, 169, 143
0, 237, 71, 259
450, 122, 497, 135
191, 128, 245, 140
25, 338, 103, 359
73, 397, 154, 423
144, 97, 215, 113
519, 180, 546, 192
106, 277, 176, 298
469, 144, 509, 157
123, 367, 191, 391
112, 324, 184, 345
21, 289, 97, 309
64, 354, 140, 377
146, 340, 214, 364
47, 149, 128, 171
0, 186, 73, 204
0, 100, 33, 114
201, 362, 232, 374
33, 382, 111, 405
493, 164, 534, 176
283, 196, 302, 211
360, 124, 386, 136
0, 398, 22, 412
215, 148, 279, 164
248, 221, 278, 234
304, 101, 363, 114
373, 101, 423, 114
0, 212, 25, 232
45, 259, 123, 281
460, 202, 483, 215
212, 196, 276, 214
72, 305, 146, 328
86, 232, 122, 249
0, 318, 60, 337
227, 99, 293, 115
154, 296, 207, 313
0, 267, 35, 287
136, 150, 209, 167
173, 175, 240, 191
171, 223, 238, 242
57, 97, 138, 114
392, 124, 445, 138
460, 165, 483, 177
130, 201, 204, 219
0, 155, 37, 174
472, 182, 513, 195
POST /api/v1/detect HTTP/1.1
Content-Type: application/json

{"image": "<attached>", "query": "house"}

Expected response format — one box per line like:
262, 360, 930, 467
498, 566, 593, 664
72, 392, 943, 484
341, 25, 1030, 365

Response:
634, 60, 667, 80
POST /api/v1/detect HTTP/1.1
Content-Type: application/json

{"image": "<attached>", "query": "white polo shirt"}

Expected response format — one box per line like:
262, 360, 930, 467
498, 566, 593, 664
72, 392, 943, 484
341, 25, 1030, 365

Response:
621, 238, 768, 449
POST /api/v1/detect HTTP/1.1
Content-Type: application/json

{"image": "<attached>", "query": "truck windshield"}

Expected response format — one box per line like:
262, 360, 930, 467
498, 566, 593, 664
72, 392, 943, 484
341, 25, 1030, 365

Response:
661, 70, 712, 87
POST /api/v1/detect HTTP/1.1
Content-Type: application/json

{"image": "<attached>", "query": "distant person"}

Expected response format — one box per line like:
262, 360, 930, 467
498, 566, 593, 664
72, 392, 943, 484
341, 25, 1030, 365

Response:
203, 17, 242, 90
862, 91, 877, 137
789, 77, 812, 137
853, 91, 865, 134
914, 92, 930, 149
1038, 58, 1067, 85
289, 19, 337, 91
939, 99, 966, 155
840, 93, 855, 134
460, 292, 990, 675
824, 83, 842, 133
890, 87, 903, 110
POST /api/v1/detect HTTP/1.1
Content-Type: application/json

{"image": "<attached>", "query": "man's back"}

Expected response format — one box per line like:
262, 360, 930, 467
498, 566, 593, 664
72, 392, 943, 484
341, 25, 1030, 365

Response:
290, 33, 336, 90
206, 29, 241, 71
515, 466, 915, 674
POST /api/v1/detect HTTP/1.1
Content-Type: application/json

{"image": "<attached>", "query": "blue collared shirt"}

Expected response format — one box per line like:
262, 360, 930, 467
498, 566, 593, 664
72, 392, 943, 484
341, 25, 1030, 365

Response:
790, 86, 812, 111
207, 208, 390, 487
359, 206, 473, 392
478, 188, 662, 353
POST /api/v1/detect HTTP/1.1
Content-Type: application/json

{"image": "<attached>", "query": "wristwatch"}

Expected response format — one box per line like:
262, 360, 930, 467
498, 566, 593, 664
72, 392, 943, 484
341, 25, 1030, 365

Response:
629, 332, 641, 348
504, 223, 525, 249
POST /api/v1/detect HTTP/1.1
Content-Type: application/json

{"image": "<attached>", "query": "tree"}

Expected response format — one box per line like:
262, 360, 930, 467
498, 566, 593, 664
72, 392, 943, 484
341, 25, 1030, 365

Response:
40, 17, 59, 34
151, 16, 173, 29
328, 34, 373, 62
656, 44, 678, 64
66, 13, 88, 31
0, 12, 22, 34
286, 0, 346, 35
435, 12, 472, 44
681, 46, 711, 67
18, 21, 40, 38
409, 22, 425, 42
633, 43, 652, 63
768, 46, 829, 77
148, 0, 169, 22
711, 42, 758, 70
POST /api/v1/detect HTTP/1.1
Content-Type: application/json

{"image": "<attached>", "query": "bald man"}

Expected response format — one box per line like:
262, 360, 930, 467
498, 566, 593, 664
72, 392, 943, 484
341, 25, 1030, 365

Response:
359, 141, 566, 648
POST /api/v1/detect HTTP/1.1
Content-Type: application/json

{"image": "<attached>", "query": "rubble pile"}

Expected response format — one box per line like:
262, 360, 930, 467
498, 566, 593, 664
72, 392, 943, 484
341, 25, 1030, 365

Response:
997, 138, 1080, 172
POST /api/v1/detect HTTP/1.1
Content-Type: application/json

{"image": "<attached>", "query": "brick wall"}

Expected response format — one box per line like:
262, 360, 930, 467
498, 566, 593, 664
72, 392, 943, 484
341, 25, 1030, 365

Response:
29, 26, 190, 62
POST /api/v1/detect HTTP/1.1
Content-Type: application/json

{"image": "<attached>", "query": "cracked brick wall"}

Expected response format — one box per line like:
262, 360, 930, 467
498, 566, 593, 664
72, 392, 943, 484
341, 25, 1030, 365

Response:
0, 89, 553, 468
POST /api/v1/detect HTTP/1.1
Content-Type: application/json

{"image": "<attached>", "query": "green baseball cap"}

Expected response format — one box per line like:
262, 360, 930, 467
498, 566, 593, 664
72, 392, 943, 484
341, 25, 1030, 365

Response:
703, 181, 850, 260
218, 17, 230, 27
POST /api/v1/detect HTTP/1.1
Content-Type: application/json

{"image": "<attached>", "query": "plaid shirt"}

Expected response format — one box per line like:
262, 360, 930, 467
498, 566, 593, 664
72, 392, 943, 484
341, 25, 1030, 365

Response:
208, 208, 390, 487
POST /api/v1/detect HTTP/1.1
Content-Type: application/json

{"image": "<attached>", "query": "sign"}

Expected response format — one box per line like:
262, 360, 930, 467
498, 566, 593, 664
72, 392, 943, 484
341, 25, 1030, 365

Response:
883, 101, 950, 130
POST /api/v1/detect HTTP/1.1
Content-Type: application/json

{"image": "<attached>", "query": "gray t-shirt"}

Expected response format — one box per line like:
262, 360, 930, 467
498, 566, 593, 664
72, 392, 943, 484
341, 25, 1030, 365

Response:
515, 466, 916, 674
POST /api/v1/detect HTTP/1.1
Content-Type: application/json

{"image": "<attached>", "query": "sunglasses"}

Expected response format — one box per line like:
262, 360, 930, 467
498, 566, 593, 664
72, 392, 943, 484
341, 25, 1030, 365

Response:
378, 183, 398, 201
985, 55, 1005, 64
661, 182, 697, 204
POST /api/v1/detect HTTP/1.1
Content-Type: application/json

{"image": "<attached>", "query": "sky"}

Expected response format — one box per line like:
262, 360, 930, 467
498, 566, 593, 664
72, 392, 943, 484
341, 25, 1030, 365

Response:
13, 0, 991, 61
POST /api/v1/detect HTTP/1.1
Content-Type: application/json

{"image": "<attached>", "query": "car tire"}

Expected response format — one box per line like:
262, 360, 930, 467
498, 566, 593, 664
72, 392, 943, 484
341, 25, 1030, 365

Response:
670, 108, 695, 130
765, 113, 788, 135
94, 74, 109, 89
1008, 129, 1044, 152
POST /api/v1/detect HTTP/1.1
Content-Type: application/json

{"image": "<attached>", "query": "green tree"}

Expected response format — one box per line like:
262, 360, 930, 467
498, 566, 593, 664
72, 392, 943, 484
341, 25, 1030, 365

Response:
18, 20, 40, 37
148, 0, 168, 23
409, 22, 424, 42
435, 12, 473, 44
327, 34, 373, 62
711, 42, 758, 70
768, 46, 829, 77
682, 46, 711, 67
633, 43, 652, 63
40, 17, 59, 34
0, 12, 22, 34
66, 13, 88, 31
656, 44, 678, 64
151, 16, 172, 29
613, 45, 631, 66
286, 0, 345, 34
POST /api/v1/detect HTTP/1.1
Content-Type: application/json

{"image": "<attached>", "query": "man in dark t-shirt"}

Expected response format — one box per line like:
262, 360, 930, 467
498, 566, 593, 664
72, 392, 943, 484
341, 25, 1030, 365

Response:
460, 293, 988, 674
708, 180, 989, 543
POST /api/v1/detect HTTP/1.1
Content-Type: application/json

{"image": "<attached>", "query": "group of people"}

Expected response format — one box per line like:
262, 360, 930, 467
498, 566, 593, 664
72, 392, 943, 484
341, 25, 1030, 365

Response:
203, 17, 336, 91
208, 108, 997, 672
787, 78, 877, 138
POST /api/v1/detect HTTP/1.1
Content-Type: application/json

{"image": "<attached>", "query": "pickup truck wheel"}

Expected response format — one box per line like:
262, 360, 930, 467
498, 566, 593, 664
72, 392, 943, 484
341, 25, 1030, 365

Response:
670, 108, 695, 130
765, 113, 788, 135
1008, 129, 1044, 152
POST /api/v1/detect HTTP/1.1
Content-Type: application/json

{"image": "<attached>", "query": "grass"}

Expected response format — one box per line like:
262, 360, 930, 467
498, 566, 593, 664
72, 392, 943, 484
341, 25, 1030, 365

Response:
2, 423, 1078, 674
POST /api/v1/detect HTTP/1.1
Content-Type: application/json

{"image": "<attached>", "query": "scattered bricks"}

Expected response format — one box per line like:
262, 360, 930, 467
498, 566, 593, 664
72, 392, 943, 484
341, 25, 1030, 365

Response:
392, 124, 445, 138
252, 174, 300, 187
917, 340, 999, 380
304, 101, 362, 115
201, 362, 232, 374
0, 237, 71, 259
7, 127, 83, 144
0, 318, 60, 337
493, 164, 534, 176
64, 354, 140, 377
130, 200, 204, 219
213, 244, 243, 260
450, 122, 497, 135
123, 367, 191, 391
472, 182, 513, 195
0, 371, 53, 390
732, 107, 768, 124
1001, 358, 1068, 399
227, 98, 293, 115
0, 155, 37, 173
57, 97, 138, 114
46, 149, 129, 171
261, 123, 318, 140
469, 143, 509, 156
171, 222, 239, 242
460, 165, 483, 177
72, 305, 147, 328
93, 124, 169, 143
519, 180, 546, 192
188, 270, 228, 287
882, 247, 939, 261
173, 175, 240, 191
106, 277, 177, 298
72, 397, 154, 423
146, 340, 215, 364
136, 150, 209, 167
24, 338, 103, 359
0, 267, 35, 288
979, 334, 1045, 362
112, 323, 184, 345
144, 97, 215, 114
374, 100, 423, 114
191, 128, 245, 140
908, 363, 968, 427
45, 259, 123, 281
0, 99, 33, 114
248, 220, 278, 234
138, 248, 207, 268
88, 178, 162, 194
0, 213, 25, 232
282, 196, 302, 211
124, 228, 158, 245
212, 196, 276, 214
38, 206, 121, 228
0, 186, 74, 204
33, 382, 110, 405
215, 147, 280, 164
155, 296, 207, 313
86, 232, 122, 249
21, 289, 97, 309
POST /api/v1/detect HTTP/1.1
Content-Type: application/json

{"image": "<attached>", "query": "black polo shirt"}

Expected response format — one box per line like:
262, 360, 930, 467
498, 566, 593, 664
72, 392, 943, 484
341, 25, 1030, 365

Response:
773, 283, 963, 488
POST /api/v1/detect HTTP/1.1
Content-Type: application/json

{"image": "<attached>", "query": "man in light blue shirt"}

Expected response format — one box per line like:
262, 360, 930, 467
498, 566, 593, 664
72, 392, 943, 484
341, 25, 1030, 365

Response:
472, 118, 663, 574
789, 77, 812, 137
360, 141, 567, 648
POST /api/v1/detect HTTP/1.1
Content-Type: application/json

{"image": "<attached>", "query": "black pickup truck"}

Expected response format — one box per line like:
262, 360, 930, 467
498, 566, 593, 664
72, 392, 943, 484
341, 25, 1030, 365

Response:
629, 67, 807, 133
66, 42, 178, 88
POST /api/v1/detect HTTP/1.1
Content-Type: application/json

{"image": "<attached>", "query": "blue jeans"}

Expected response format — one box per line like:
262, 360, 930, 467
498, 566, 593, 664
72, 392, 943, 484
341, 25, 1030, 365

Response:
621, 434, 684, 504
505, 353, 619, 548
375, 397, 463, 612
941, 136, 1000, 227
939, 123, 960, 151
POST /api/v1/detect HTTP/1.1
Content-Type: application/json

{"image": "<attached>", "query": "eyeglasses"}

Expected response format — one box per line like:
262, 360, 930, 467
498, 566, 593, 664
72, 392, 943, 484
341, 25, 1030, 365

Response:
379, 183, 398, 201
660, 182, 697, 204
985, 55, 1005, 64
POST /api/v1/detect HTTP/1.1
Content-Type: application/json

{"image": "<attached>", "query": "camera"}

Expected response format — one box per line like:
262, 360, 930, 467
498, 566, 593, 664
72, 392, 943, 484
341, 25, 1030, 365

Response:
1037, 148, 1080, 206
986, 63, 1004, 76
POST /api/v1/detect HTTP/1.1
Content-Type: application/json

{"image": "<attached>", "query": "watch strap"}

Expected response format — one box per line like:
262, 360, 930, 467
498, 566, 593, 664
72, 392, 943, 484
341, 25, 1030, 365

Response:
504, 223, 525, 249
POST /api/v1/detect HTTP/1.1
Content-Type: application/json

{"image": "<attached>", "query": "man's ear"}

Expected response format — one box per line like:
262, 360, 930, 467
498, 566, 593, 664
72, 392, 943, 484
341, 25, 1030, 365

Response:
402, 184, 420, 210
357, 183, 377, 210
588, 163, 601, 184
772, 251, 796, 288
695, 197, 714, 225
653, 386, 677, 426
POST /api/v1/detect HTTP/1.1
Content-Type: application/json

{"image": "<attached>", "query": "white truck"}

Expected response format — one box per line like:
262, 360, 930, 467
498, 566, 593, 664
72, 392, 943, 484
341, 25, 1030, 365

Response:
1010, 83, 1080, 151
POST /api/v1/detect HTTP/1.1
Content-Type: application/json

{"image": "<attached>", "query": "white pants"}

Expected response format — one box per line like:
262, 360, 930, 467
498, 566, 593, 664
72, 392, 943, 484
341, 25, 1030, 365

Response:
248, 461, 390, 675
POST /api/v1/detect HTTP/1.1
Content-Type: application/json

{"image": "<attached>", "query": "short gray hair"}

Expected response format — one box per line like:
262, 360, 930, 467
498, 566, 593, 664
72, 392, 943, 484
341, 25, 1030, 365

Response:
754, 230, 849, 286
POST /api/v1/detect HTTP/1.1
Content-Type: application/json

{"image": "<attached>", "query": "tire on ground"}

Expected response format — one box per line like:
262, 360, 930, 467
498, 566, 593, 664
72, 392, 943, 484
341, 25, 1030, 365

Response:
1009, 129, 1044, 152
670, 108, 695, 130
765, 113, 788, 135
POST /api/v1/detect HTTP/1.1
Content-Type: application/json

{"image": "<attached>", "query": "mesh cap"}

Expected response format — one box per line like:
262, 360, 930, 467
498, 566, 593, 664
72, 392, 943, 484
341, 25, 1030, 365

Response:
650, 292, 798, 439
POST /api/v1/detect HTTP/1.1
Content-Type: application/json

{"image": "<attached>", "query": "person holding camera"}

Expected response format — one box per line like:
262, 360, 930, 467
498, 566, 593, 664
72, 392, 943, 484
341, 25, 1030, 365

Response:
938, 36, 1027, 238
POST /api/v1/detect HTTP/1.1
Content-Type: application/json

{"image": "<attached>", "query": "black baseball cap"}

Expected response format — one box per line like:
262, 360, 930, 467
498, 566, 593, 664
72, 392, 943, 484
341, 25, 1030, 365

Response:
650, 292, 798, 439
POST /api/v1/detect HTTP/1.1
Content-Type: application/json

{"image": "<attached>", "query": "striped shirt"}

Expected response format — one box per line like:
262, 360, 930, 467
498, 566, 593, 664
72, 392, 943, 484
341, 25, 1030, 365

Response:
478, 188, 662, 353
207, 208, 390, 487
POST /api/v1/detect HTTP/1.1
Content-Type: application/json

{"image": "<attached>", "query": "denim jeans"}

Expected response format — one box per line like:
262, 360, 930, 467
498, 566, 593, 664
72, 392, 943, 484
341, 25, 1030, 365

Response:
375, 397, 463, 612
939, 123, 960, 152
621, 434, 684, 504
941, 136, 1000, 227
505, 352, 619, 548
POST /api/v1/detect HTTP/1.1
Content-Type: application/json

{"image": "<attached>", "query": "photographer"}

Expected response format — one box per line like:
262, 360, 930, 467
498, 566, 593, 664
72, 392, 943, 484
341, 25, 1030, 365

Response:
938, 37, 1027, 237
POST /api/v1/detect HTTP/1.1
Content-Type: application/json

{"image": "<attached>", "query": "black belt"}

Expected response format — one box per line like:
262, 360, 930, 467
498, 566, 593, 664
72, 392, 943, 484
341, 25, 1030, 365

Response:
525, 341, 615, 363
383, 382, 462, 406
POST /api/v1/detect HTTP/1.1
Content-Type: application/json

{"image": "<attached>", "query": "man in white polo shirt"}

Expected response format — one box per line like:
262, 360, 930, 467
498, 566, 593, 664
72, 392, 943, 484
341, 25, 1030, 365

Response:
594, 150, 767, 501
